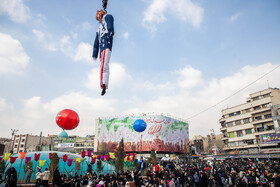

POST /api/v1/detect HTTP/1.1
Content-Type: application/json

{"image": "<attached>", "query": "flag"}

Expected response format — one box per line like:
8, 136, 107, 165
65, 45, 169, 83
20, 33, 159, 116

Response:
242, 176, 248, 184
36, 166, 40, 170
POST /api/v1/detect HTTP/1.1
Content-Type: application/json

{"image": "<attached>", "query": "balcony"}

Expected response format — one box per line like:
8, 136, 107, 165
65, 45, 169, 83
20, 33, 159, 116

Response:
251, 107, 271, 115
219, 117, 226, 123
252, 118, 273, 125
253, 129, 276, 136
220, 126, 227, 131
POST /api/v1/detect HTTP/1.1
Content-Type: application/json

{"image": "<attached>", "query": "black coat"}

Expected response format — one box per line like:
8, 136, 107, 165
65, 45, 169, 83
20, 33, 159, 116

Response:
53, 169, 62, 185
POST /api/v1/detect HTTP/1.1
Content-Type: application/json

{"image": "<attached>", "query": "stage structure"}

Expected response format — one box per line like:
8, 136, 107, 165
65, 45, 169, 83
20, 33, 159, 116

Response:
95, 115, 189, 153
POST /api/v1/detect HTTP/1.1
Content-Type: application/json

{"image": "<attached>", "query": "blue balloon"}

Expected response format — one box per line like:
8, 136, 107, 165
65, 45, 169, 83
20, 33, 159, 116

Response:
133, 119, 147, 132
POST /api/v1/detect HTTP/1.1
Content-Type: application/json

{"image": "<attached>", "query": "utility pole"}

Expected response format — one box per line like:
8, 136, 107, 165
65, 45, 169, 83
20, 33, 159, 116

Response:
36, 131, 42, 151
8, 129, 18, 153
210, 129, 217, 155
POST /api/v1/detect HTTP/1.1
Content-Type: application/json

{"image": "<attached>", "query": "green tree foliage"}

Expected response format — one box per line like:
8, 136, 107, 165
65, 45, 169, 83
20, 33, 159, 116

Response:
150, 148, 157, 165
49, 153, 59, 180
115, 138, 125, 172
133, 159, 138, 171
74, 161, 81, 173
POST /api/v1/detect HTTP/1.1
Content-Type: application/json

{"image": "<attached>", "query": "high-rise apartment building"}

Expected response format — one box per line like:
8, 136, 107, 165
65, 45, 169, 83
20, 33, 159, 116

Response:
220, 88, 280, 154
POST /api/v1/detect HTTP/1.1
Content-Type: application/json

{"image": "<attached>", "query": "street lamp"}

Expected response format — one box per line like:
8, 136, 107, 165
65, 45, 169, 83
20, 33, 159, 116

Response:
8, 129, 18, 153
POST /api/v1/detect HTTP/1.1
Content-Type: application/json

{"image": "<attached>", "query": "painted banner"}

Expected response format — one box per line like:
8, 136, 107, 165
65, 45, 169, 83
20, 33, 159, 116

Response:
96, 115, 189, 153
260, 133, 280, 143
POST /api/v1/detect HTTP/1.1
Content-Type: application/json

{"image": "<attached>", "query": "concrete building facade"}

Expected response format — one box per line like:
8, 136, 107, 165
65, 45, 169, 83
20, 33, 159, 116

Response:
51, 135, 95, 153
190, 134, 224, 155
12, 134, 52, 153
220, 88, 280, 154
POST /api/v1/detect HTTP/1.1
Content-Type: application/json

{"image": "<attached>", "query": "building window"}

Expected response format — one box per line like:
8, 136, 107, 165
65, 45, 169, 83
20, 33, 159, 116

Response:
230, 142, 236, 146
243, 118, 250, 124
14, 145, 18, 148
237, 130, 243, 137
229, 111, 241, 117
252, 96, 259, 101
254, 116, 262, 121
245, 140, 254, 145
267, 125, 274, 130
245, 129, 252, 134
253, 106, 261, 110
262, 103, 270, 108
264, 114, 272, 119
256, 123, 264, 132
227, 122, 233, 127
263, 93, 270, 98
229, 132, 235, 138
20, 144, 24, 148
238, 141, 244, 146
235, 120, 241, 125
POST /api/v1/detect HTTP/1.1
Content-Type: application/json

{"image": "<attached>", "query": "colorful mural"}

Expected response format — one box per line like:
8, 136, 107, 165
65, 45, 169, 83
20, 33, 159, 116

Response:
97, 115, 189, 153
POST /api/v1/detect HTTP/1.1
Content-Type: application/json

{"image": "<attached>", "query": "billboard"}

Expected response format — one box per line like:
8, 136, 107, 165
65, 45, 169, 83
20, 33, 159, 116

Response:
260, 133, 280, 144
96, 115, 189, 153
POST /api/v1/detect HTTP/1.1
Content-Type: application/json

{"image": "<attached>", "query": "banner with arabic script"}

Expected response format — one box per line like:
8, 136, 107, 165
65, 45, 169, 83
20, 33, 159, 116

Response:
96, 115, 189, 153
260, 133, 280, 144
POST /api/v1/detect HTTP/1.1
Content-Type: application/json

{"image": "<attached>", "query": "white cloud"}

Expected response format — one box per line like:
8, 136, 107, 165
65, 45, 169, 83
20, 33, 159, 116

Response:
32, 29, 45, 40
85, 62, 131, 90
123, 32, 129, 39
0, 97, 13, 111
229, 12, 242, 22
17, 93, 117, 136
0, 32, 30, 74
177, 65, 203, 89
82, 22, 92, 31
0, 62, 279, 138
0, 0, 30, 23
74, 42, 93, 63
142, 0, 203, 32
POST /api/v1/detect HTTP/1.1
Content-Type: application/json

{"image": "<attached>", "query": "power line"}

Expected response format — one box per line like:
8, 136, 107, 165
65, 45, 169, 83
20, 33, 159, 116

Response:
186, 64, 280, 121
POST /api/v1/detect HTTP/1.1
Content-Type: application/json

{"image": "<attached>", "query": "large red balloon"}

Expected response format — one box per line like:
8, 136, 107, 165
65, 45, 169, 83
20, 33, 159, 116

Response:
56, 109, 80, 130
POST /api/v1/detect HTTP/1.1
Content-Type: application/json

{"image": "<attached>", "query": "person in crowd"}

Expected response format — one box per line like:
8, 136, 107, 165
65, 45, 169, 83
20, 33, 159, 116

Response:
53, 167, 61, 186
42, 168, 50, 187
35, 168, 43, 187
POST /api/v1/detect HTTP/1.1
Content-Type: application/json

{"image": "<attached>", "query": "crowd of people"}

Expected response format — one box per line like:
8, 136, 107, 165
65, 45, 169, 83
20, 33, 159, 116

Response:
1, 157, 280, 187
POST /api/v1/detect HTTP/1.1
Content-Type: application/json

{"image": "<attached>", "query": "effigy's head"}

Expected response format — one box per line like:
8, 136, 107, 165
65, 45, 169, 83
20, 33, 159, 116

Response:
96, 9, 105, 23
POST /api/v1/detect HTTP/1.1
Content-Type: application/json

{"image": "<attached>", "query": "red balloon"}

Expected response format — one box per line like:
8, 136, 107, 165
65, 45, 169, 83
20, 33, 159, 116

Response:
56, 109, 80, 130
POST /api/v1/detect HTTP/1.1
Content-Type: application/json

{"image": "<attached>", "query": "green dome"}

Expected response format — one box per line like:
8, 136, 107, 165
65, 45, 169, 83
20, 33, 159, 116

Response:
58, 130, 69, 138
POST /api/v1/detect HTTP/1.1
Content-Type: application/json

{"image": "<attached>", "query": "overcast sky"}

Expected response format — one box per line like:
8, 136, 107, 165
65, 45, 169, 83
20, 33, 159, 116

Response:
0, 0, 279, 139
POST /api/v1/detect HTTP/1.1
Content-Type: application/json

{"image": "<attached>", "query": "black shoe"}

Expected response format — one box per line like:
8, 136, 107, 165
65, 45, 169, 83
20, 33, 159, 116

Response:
101, 84, 106, 96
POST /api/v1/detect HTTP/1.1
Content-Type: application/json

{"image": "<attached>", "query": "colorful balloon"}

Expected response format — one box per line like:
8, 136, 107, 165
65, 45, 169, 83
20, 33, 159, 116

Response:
56, 109, 80, 130
133, 119, 147, 132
